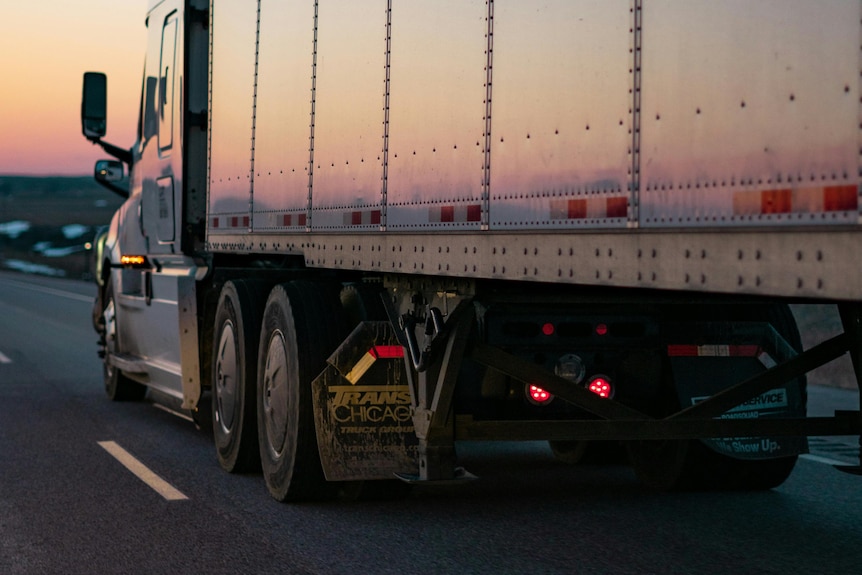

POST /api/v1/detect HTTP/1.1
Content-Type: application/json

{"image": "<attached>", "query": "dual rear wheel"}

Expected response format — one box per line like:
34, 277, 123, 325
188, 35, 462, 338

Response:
211, 280, 346, 501
211, 280, 266, 473
257, 282, 347, 501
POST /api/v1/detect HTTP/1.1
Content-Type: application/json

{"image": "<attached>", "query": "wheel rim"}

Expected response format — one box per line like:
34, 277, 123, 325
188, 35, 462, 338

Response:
214, 321, 238, 433
262, 329, 289, 458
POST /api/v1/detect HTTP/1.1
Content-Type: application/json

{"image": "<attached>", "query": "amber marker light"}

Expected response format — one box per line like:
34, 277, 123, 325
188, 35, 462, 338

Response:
120, 255, 148, 267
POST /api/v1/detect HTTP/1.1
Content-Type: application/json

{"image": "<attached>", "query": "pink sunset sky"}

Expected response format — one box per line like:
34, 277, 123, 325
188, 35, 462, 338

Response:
0, 2, 145, 175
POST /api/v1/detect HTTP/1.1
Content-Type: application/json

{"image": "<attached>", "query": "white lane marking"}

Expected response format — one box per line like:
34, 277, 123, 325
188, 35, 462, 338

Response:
801, 453, 857, 467
98, 441, 188, 501
0, 278, 93, 303
0, 351, 10, 364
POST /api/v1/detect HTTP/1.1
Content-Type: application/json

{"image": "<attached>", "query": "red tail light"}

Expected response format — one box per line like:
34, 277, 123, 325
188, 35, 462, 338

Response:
587, 376, 613, 398
526, 384, 554, 405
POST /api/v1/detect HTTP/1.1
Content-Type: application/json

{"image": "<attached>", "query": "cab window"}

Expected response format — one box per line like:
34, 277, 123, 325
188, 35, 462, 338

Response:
159, 14, 178, 153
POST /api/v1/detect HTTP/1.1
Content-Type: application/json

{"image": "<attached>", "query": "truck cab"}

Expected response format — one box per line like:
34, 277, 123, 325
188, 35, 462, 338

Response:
81, 0, 209, 410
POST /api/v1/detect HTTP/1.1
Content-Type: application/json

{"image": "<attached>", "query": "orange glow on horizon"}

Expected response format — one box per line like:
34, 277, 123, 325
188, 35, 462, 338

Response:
0, 2, 145, 176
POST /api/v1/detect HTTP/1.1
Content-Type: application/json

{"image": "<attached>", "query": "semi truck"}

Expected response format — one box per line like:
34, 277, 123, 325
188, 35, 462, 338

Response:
81, 0, 862, 501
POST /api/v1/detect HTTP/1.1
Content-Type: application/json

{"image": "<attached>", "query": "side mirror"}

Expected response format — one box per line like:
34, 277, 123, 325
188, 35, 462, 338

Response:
95, 159, 124, 182
93, 159, 129, 199
82, 72, 107, 139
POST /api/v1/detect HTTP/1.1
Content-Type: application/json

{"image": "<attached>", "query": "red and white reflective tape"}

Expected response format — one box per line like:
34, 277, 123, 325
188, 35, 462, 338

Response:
732, 185, 858, 216
210, 215, 250, 229
282, 212, 307, 227
343, 209, 382, 226
344, 345, 405, 385
667, 344, 761, 357
668, 344, 777, 369
550, 197, 628, 220
428, 204, 482, 223
368, 345, 404, 359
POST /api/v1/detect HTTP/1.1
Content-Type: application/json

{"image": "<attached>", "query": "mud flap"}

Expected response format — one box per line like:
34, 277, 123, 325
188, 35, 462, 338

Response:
312, 322, 418, 481
668, 322, 808, 460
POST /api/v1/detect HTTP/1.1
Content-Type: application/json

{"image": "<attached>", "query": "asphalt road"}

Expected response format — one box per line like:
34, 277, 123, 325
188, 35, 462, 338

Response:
1, 270, 860, 575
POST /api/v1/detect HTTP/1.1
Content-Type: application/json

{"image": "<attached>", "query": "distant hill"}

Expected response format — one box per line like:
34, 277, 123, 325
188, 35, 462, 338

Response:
0, 175, 103, 195
0, 175, 125, 227
0, 175, 125, 278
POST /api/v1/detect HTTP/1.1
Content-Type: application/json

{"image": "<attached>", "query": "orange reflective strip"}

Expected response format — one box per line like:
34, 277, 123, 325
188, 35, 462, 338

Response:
735, 185, 857, 215
282, 213, 307, 226
668, 345, 761, 357
667, 345, 698, 357
549, 197, 626, 220
344, 351, 377, 385
606, 197, 627, 218
761, 189, 792, 214
568, 199, 587, 219
823, 185, 857, 212
345, 346, 404, 384
370, 345, 404, 359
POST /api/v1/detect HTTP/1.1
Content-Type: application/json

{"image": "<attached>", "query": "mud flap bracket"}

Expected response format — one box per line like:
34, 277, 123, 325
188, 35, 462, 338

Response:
401, 301, 476, 482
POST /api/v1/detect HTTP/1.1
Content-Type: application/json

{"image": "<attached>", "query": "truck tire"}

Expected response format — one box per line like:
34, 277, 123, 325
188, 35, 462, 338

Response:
257, 281, 346, 502
681, 304, 803, 490
101, 281, 147, 402
628, 304, 804, 491
212, 280, 264, 474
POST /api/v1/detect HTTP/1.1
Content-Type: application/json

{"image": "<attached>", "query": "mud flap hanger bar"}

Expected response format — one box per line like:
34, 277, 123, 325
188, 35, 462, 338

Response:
392, 301, 477, 483
399, 306, 445, 372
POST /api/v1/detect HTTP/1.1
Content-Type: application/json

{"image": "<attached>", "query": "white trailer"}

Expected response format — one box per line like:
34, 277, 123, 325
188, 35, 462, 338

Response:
82, 0, 862, 500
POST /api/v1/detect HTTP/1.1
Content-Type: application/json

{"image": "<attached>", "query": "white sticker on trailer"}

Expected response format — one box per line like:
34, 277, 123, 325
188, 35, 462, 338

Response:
691, 389, 788, 414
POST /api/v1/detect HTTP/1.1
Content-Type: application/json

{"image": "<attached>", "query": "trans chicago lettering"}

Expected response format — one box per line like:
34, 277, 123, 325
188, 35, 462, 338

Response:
329, 386, 412, 424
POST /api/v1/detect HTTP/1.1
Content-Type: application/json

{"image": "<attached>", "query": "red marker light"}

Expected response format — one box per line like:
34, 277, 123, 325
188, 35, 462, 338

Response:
542, 323, 555, 336
526, 384, 554, 405
595, 323, 608, 336
587, 376, 613, 398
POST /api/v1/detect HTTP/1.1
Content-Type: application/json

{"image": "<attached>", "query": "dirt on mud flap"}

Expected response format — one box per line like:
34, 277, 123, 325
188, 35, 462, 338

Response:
312, 322, 419, 481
